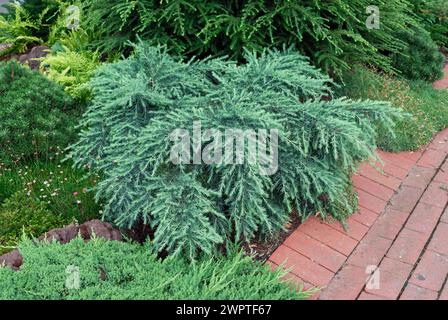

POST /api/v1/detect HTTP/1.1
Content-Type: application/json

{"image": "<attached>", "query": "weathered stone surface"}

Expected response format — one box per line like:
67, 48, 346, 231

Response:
0, 249, 22, 271
18, 45, 49, 70
79, 219, 122, 241
0, 220, 122, 271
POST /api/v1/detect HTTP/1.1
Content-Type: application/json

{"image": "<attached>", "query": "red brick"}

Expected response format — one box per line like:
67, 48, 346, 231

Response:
365, 257, 413, 299
434, 67, 448, 89
434, 161, 448, 183
306, 290, 321, 300
298, 217, 358, 256
440, 283, 448, 300
356, 189, 387, 214
409, 250, 448, 291
434, 78, 448, 89
372, 159, 409, 179
268, 261, 320, 299
318, 264, 368, 300
369, 208, 409, 240
347, 234, 392, 268
389, 185, 424, 213
352, 175, 395, 201
357, 163, 401, 190
420, 182, 448, 208
405, 202, 444, 235
377, 150, 418, 171
442, 207, 448, 224
383, 163, 410, 180
351, 206, 378, 227
428, 133, 448, 152
387, 228, 429, 265
284, 230, 346, 272
402, 166, 436, 189
427, 222, 448, 256
323, 217, 369, 241
400, 284, 438, 300
269, 245, 334, 287
397, 150, 424, 162
358, 292, 391, 300
417, 149, 447, 169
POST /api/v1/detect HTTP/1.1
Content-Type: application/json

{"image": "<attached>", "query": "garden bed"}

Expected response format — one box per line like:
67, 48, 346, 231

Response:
1, 0, 447, 301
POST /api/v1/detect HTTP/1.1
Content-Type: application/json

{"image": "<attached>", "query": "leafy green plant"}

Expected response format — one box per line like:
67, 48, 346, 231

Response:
1, 0, 67, 41
40, 48, 101, 102
0, 2, 43, 55
20, 0, 62, 39
69, 43, 400, 259
411, 0, 448, 48
0, 61, 78, 164
339, 65, 448, 151
46, 1, 102, 53
391, 27, 445, 82
79, 0, 419, 76
0, 191, 69, 255
0, 237, 312, 300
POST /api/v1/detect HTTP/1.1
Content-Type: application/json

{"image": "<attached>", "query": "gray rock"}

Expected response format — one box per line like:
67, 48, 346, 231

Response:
0, 250, 22, 271
18, 45, 50, 70
0, 219, 122, 271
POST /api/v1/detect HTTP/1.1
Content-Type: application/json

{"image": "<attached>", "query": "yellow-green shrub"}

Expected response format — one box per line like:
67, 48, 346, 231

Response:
41, 49, 100, 102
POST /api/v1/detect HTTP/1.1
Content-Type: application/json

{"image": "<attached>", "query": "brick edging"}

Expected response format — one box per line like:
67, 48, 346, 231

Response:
268, 128, 448, 300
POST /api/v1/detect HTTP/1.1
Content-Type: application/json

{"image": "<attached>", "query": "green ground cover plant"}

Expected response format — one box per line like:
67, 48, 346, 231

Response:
339, 66, 448, 151
0, 237, 312, 300
0, 191, 68, 255
0, 158, 101, 254
18, 0, 61, 39
0, 1, 44, 55
0, 0, 67, 48
69, 43, 400, 259
0, 159, 101, 217
0, 60, 78, 164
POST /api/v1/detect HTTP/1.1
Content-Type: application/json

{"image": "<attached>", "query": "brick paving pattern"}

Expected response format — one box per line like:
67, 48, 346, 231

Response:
268, 128, 448, 300
268, 62, 448, 300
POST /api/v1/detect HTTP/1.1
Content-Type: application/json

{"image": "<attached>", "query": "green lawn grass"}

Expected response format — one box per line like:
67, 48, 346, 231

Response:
0, 159, 101, 218
0, 158, 101, 254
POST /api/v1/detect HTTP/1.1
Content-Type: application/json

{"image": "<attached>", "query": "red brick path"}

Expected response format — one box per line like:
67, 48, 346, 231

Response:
434, 64, 448, 89
268, 129, 448, 300
269, 62, 448, 300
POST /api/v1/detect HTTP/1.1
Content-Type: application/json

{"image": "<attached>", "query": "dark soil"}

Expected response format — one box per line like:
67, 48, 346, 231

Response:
242, 212, 301, 263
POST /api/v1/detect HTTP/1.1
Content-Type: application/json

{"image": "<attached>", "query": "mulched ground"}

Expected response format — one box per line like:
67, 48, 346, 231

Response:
242, 213, 301, 262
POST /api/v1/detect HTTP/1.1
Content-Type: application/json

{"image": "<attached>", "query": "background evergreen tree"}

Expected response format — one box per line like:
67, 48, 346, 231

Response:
79, 0, 419, 77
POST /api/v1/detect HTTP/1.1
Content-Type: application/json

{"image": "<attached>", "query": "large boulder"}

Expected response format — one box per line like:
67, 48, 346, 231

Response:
79, 220, 122, 241
0, 250, 22, 271
38, 224, 80, 244
0, 220, 122, 271
18, 45, 49, 70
